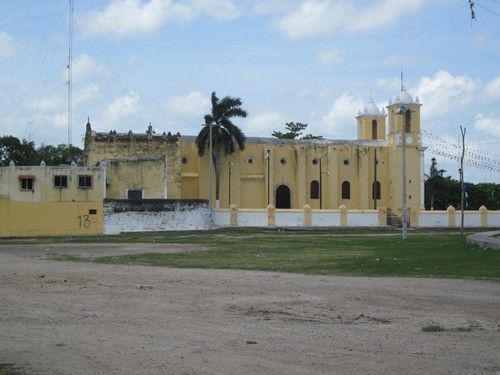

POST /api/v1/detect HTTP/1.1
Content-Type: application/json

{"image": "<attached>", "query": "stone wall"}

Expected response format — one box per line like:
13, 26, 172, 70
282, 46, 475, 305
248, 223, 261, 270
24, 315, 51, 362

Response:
103, 199, 210, 234
84, 123, 182, 199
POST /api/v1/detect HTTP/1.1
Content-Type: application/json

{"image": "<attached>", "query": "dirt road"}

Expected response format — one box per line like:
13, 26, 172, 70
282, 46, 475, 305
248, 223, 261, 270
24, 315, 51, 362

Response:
1, 244, 499, 375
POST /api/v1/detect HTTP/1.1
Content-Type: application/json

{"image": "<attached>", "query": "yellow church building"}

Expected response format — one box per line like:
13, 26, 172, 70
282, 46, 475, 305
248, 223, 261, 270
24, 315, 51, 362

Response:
83, 89, 425, 226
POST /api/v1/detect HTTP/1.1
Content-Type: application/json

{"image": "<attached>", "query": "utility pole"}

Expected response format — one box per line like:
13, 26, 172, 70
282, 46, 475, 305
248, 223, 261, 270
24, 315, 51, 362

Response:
460, 126, 466, 237
319, 158, 323, 209
396, 105, 409, 240
373, 149, 378, 209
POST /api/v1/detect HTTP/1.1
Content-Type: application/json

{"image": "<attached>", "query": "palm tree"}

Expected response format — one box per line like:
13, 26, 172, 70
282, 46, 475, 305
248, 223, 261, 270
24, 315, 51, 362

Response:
196, 91, 247, 207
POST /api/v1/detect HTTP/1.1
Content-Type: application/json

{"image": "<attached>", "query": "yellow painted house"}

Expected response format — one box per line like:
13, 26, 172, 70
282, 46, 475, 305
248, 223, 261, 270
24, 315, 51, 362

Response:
84, 89, 425, 226
0, 162, 104, 236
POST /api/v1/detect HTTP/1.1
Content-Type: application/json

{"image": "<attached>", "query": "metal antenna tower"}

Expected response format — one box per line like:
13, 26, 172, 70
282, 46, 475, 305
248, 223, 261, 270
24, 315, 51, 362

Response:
67, 0, 74, 147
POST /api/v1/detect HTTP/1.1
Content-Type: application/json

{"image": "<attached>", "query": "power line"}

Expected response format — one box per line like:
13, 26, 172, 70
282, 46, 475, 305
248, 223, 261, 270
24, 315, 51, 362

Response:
475, 1, 500, 17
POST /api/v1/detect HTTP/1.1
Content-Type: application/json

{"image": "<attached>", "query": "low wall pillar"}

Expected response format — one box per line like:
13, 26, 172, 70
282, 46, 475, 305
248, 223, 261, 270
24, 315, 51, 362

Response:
480, 205, 488, 228
267, 204, 276, 227
339, 204, 347, 226
447, 205, 456, 227
378, 207, 387, 226
303, 204, 312, 226
230, 204, 238, 227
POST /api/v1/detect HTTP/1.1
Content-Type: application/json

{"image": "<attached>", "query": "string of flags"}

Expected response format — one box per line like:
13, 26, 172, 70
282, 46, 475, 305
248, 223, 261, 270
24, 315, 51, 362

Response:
421, 130, 500, 172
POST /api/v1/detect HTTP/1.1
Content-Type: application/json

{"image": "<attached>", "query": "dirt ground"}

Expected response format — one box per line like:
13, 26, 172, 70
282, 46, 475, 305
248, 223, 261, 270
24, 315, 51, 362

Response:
1, 243, 499, 375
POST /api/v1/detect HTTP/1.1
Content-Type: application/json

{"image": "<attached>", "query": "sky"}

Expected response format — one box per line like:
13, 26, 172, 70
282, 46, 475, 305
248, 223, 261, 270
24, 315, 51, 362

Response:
0, 0, 499, 183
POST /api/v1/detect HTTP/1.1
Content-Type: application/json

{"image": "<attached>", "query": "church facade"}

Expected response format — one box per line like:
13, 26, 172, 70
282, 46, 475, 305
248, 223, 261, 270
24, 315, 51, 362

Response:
83, 89, 425, 226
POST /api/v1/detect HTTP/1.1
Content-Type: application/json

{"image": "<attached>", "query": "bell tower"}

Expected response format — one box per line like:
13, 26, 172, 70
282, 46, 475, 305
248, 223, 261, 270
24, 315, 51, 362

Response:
356, 98, 387, 141
386, 88, 424, 227
387, 89, 421, 145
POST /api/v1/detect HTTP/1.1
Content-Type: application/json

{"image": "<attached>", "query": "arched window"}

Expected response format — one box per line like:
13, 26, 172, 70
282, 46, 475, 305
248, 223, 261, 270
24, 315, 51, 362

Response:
310, 180, 319, 199
341, 181, 350, 199
372, 120, 377, 139
390, 110, 395, 133
405, 111, 412, 133
372, 181, 381, 200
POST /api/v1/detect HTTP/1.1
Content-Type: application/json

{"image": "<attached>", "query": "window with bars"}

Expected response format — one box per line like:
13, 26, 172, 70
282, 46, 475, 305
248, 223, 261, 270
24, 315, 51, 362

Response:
78, 175, 92, 188
19, 176, 34, 190
54, 175, 68, 188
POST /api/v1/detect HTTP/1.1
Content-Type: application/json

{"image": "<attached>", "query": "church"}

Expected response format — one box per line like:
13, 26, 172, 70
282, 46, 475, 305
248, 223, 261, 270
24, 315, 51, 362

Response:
83, 88, 425, 226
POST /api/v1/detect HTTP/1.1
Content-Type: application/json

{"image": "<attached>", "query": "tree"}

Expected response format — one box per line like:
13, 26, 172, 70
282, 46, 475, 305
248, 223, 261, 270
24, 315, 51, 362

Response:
466, 183, 499, 210
0, 136, 37, 166
302, 133, 325, 140
0, 136, 83, 167
36, 144, 83, 166
196, 91, 247, 207
272, 122, 307, 139
424, 158, 462, 210
272, 122, 325, 140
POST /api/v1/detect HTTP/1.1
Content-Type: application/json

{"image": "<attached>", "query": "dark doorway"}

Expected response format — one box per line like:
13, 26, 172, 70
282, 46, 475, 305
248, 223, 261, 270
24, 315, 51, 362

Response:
276, 185, 291, 209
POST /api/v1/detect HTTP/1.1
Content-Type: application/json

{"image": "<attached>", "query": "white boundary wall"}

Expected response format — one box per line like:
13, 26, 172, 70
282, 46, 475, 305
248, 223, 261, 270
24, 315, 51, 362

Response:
212, 208, 382, 227
418, 212, 450, 227
312, 211, 341, 226
418, 210, 500, 228
103, 200, 500, 233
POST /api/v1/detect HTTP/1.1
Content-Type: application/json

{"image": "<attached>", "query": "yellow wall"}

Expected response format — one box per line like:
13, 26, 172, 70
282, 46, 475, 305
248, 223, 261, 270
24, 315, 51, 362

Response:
0, 165, 104, 202
180, 142, 201, 199
183, 141, 396, 211
0, 164, 105, 237
104, 158, 167, 199
0, 199, 103, 236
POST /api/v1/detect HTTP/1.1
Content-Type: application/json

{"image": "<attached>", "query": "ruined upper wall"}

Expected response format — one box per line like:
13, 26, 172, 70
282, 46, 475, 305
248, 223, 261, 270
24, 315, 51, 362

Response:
83, 122, 183, 199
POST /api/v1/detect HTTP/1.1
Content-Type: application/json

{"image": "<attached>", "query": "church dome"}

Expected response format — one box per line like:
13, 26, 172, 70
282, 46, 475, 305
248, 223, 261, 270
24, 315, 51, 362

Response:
362, 99, 380, 115
393, 89, 414, 104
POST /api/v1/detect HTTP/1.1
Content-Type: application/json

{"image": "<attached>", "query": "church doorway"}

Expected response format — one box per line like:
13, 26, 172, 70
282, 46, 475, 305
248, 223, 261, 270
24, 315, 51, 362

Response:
275, 185, 291, 209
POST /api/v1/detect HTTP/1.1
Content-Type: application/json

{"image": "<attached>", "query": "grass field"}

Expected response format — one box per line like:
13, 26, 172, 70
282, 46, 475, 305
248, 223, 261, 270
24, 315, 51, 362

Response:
13, 228, 497, 280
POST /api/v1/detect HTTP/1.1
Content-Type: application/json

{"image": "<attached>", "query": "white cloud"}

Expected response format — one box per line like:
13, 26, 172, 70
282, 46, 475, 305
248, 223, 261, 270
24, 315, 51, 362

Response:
276, 1, 348, 40
191, 0, 240, 20
74, 84, 100, 106
72, 54, 108, 82
165, 91, 208, 117
0, 31, 15, 59
248, 0, 299, 15
485, 76, 500, 100
474, 114, 500, 138
317, 49, 345, 65
319, 92, 364, 138
79, 0, 239, 37
243, 111, 287, 137
412, 70, 477, 118
276, 0, 424, 40
105, 91, 141, 123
